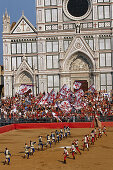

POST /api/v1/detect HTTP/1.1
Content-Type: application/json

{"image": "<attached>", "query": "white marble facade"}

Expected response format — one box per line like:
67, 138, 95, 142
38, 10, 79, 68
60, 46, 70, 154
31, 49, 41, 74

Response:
3, 0, 113, 97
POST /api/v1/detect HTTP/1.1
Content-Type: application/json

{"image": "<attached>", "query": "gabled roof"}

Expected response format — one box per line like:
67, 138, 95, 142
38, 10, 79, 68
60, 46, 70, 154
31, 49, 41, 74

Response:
11, 14, 37, 34
16, 57, 34, 77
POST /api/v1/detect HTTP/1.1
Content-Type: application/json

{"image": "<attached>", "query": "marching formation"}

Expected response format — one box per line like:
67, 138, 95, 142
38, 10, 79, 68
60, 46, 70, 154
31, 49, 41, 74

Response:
63, 126, 107, 164
3, 126, 71, 165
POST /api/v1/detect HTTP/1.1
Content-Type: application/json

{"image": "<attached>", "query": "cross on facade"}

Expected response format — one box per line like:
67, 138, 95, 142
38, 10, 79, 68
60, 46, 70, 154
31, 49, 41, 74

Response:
93, 22, 97, 28
21, 20, 26, 31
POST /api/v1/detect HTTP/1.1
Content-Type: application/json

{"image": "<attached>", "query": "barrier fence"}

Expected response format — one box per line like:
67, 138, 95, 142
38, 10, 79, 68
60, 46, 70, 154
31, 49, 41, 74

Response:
0, 121, 113, 134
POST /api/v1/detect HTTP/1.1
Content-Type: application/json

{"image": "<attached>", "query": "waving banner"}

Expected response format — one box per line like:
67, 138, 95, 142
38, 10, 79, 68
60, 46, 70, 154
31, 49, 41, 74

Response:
73, 81, 81, 90
59, 100, 72, 112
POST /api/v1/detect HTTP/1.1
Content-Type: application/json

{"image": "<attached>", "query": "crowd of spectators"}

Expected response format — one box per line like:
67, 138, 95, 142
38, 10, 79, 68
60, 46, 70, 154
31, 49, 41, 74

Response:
0, 90, 113, 126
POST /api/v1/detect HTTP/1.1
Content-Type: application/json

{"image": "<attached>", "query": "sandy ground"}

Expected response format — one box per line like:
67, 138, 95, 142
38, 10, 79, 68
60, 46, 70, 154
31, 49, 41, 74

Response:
0, 127, 113, 170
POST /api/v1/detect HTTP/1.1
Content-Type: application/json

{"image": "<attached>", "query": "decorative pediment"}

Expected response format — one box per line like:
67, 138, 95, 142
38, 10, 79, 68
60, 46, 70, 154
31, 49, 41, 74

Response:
11, 15, 37, 34
65, 35, 94, 58
15, 58, 33, 78
63, 35, 95, 71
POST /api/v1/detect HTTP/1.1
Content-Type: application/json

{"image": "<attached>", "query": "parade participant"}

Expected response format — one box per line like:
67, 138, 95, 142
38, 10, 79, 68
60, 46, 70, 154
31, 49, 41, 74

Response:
64, 126, 67, 138
74, 139, 81, 154
4, 148, 11, 165
82, 135, 89, 151
47, 134, 52, 148
103, 126, 107, 136
63, 147, 69, 164
24, 143, 30, 159
94, 128, 97, 141
38, 136, 43, 150
60, 128, 63, 140
98, 128, 102, 138
51, 132, 56, 144
91, 130, 95, 145
87, 134, 90, 148
30, 140, 36, 155
70, 143, 76, 159
55, 130, 60, 143
67, 126, 71, 136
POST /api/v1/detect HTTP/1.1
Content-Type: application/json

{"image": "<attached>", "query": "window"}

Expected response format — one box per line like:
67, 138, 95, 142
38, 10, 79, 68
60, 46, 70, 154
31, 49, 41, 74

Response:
99, 38, 111, 50
98, 6, 110, 19
45, 0, 57, 6
12, 57, 16, 70
46, 55, 59, 69
27, 43, 32, 53
33, 56, 38, 69
17, 43, 21, 54
64, 40, 72, 51
98, 0, 110, 2
47, 56, 52, 69
47, 75, 59, 92
100, 73, 112, 92
12, 44, 16, 54
85, 39, 94, 50
45, 9, 58, 22
53, 41, 58, 52
22, 43, 26, 53
45, 0, 50, 6
32, 42, 37, 53
100, 53, 112, 67
17, 57, 22, 68
46, 41, 58, 52
27, 57, 32, 68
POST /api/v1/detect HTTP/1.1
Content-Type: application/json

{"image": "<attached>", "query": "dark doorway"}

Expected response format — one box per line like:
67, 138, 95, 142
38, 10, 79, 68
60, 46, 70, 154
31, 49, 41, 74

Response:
74, 80, 88, 92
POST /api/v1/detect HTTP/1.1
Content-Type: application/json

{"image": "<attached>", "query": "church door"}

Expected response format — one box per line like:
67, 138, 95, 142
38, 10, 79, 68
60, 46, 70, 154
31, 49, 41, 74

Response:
74, 80, 88, 92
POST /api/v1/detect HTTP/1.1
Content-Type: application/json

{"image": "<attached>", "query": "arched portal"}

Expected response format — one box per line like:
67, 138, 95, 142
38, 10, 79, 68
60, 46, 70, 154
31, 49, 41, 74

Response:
14, 71, 34, 95
62, 52, 95, 91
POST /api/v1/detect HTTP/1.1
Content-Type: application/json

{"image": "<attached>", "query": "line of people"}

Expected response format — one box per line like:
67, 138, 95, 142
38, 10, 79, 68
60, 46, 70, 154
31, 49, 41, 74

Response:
63, 126, 107, 164
3, 126, 71, 164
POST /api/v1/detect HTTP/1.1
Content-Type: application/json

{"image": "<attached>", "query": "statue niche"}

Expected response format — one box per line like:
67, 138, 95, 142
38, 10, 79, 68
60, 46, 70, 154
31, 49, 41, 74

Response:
70, 58, 89, 71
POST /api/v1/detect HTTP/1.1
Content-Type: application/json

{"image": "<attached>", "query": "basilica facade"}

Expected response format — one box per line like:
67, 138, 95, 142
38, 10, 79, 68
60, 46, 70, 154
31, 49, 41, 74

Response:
3, 0, 113, 97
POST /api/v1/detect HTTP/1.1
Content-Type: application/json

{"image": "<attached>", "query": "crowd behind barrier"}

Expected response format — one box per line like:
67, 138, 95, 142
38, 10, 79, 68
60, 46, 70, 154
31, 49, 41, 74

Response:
0, 89, 113, 127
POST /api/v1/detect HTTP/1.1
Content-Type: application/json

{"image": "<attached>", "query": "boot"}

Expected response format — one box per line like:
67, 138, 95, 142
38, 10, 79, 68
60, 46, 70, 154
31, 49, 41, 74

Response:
64, 160, 66, 164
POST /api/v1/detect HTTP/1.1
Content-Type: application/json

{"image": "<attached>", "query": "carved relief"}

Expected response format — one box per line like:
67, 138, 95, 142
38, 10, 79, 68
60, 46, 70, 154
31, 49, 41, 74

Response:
74, 39, 82, 49
70, 58, 89, 71
19, 72, 32, 84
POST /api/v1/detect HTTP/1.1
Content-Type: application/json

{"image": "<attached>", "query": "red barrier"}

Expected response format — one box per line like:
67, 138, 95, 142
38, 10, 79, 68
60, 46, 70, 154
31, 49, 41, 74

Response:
101, 122, 113, 127
0, 124, 15, 134
1, 122, 113, 134
15, 122, 92, 129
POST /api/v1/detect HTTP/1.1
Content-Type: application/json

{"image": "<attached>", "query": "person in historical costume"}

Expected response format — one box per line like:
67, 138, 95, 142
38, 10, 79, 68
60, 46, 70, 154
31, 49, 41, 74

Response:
102, 126, 107, 136
70, 143, 76, 159
24, 143, 30, 159
63, 147, 69, 164
51, 132, 56, 144
4, 148, 11, 165
73, 139, 81, 154
38, 136, 43, 150
82, 135, 89, 151
46, 134, 52, 148
30, 140, 36, 155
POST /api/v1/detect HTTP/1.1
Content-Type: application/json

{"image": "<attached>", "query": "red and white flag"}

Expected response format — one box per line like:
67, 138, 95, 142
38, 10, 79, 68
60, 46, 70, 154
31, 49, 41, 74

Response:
59, 84, 70, 98
73, 81, 81, 90
38, 93, 49, 104
74, 99, 84, 110
75, 89, 84, 100
52, 112, 61, 122
59, 100, 72, 112
88, 84, 95, 93
19, 85, 32, 94
47, 89, 57, 103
